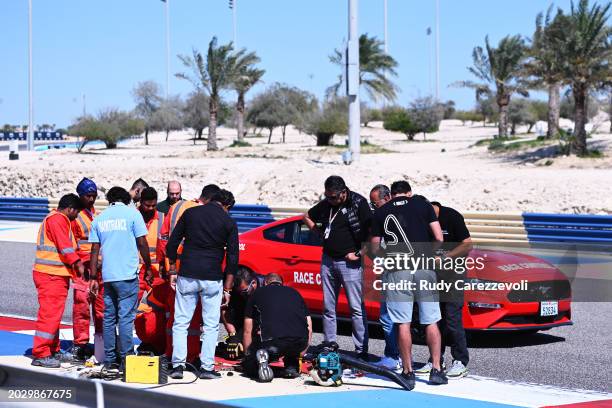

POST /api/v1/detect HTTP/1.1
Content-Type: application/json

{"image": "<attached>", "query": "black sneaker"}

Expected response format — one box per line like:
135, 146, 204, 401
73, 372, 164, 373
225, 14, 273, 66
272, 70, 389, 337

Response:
170, 365, 184, 379
429, 367, 448, 385
283, 366, 300, 379
103, 362, 120, 372
399, 371, 416, 391
256, 349, 274, 382
198, 369, 221, 379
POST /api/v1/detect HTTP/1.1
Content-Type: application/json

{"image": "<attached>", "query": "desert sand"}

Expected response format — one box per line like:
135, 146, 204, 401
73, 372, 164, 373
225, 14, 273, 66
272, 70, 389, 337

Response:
2, 120, 611, 214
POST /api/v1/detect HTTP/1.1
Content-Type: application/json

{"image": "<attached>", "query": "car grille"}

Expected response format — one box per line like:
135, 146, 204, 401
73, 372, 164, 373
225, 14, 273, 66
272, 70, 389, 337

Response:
507, 280, 571, 303
501, 311, 570, 325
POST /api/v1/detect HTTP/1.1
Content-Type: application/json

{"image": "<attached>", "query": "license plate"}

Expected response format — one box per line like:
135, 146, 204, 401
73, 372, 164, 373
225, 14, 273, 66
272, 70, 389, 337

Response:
540, 301, 558, 316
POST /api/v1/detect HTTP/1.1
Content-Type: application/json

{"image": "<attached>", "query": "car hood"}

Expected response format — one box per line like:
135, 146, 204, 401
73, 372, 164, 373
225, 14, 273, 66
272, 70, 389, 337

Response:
467, 249, 569, 282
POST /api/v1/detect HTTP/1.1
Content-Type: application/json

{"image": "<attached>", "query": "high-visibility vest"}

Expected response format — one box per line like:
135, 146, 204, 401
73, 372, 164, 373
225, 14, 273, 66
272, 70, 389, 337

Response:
33, 211, 78, 277
168, 200, 200, 235
74, 208, 98, 254
165, 200, 200, 271
143, 211, 164, 265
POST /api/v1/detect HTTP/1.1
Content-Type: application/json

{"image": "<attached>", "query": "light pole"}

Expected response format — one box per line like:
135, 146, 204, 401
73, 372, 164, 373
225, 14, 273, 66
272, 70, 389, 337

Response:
435, 0, 440, 101
346, 0, 360, 164
230, 0, 237, 47
163, 0, 170, 99
383, 0, 388, 55
27, 0, 34, 151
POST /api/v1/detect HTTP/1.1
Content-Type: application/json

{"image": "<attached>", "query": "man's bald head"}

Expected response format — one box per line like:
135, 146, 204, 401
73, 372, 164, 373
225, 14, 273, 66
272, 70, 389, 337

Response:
264, 273, 283, 286
166, 180, 182, 205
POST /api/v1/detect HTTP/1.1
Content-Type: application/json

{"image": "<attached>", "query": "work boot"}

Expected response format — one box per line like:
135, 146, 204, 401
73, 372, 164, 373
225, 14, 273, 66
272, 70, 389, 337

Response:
256, 349, 274, 382
198, 369, 221, 380
31, 356, 61, 368
429, 367, 448, 385
170, 365, 184, 380
398, 370, 416, 391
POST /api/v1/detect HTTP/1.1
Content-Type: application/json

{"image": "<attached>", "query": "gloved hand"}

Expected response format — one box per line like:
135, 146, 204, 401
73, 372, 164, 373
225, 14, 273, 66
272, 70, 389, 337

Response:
225, 335, 244, 360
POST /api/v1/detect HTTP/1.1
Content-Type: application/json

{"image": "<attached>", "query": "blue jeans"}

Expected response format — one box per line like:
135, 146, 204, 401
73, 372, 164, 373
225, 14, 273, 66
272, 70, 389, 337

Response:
103, 278, 139, 364
379, 302, 399, 359
172, 277, 222, 371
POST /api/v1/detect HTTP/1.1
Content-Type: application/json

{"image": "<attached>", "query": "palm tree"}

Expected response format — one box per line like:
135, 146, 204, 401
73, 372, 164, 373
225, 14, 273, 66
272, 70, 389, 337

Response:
525, 6, 567, 138
456, 35, 528, 138
177, 37, 237, 151
550, 0, 611, 155
232, 50, 265, 143
327, 34, 399, 102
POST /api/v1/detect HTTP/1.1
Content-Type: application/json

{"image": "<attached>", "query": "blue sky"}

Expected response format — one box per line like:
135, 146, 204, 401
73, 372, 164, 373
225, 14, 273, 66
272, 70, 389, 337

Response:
1, 0, 574, 128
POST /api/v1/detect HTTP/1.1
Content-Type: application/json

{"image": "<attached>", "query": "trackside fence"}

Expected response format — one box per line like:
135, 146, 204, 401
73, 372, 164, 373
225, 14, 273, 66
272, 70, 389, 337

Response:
1, 197, 611, 244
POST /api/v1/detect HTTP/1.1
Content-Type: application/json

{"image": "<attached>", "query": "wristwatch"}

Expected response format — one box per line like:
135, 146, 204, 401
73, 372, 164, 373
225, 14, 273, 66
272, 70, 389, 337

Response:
354, 249, 362, 258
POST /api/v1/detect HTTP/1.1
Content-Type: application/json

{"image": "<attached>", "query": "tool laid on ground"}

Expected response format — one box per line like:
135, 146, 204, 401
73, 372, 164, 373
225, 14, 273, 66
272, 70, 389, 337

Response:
304, 342, 413, 391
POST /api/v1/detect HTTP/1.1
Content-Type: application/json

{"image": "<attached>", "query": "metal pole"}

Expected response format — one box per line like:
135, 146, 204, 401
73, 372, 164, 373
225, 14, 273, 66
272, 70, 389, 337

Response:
435, 0, 440, 101
27, 0, 34, 151
82, 93, 87, 117
346, 0, 360, 164
232, 0, 237, 47
165, 0, 170, 99
383, 0, 388, 54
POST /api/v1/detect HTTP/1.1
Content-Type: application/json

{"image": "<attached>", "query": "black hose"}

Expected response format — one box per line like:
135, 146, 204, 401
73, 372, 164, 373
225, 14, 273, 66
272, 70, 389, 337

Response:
337, 351, 412, 391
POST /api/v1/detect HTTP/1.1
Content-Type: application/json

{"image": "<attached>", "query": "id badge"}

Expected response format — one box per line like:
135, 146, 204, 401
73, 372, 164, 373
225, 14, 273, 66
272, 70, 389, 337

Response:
324, 225, 331, 240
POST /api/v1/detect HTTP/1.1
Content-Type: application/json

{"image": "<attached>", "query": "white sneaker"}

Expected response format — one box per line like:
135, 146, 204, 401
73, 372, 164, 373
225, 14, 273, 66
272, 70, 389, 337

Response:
446, 361, 468, 379
415, 362, 432, 375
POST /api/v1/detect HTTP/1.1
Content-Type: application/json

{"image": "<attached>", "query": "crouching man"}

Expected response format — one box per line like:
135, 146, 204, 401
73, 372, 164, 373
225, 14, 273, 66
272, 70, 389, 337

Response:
242, 274, 312, 382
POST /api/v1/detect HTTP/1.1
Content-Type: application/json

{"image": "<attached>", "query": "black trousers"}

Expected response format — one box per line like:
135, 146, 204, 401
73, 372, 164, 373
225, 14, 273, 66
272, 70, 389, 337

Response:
439, 300, 469, 366
243, 337, 308, 377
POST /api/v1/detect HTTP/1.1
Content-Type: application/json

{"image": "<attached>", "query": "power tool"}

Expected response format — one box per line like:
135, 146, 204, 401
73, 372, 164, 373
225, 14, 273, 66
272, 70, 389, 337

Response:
122, 354, 168, 384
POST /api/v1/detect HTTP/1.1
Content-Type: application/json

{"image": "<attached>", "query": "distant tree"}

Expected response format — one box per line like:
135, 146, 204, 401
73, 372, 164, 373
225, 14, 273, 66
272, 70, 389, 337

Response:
132, 80, 163, 145
177, 37, 240, 151
550, 0, 611, 154
508, 98, 537, 134
247, 84, 317, 143
455, 35, 528, 138
383, 107, 419, 140
2, 124, 16, 133
68, 109, 144, 150
151, 95, 184, 141
232, 49, 265, 143
438, 100, 456, 119
303, 98, 348, 146
410, 96, 444, 139
453, 110, 485, 124
183, 91, 210, 140
328, 34, 399, 101
476, 95, 498, 126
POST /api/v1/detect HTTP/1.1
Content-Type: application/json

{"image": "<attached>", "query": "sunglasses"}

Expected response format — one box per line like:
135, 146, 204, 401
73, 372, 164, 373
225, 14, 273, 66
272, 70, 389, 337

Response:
325, 191, 345, 201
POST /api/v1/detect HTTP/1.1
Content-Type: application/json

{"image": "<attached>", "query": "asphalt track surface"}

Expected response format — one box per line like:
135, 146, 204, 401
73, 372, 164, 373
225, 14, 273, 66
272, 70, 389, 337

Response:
2, 241, 610, 393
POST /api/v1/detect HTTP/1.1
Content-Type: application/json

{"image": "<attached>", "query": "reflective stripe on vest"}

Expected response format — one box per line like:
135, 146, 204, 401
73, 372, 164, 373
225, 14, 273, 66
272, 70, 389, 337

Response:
34, 212, 77, 276
144, 211, 163, 264
76, 212, 91, 250
169, 200, 186, 234
34, 329, 58, 340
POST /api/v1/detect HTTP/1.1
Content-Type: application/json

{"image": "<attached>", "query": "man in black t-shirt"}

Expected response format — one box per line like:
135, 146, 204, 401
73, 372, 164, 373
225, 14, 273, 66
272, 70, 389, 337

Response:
370, 181, 447, 387
303, 176, 371, 358
221, 269, 266, 359
242, 274, 312, 382
417, 201, 472, 379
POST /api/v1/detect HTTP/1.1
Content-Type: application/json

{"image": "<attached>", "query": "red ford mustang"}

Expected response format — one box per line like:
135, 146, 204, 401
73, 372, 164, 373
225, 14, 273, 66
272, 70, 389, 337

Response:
238, 216, 572, 332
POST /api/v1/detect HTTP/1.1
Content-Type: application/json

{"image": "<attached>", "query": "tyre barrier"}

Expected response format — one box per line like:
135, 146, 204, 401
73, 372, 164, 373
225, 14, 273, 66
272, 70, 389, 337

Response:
1, 197, 611, 244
